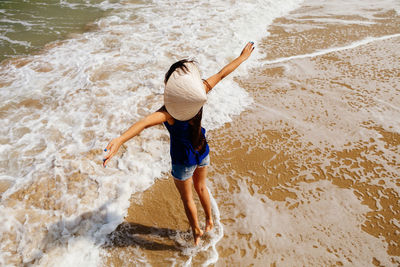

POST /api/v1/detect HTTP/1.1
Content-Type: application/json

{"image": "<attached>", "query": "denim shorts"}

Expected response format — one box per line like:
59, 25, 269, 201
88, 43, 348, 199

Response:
171, 154, 210, 181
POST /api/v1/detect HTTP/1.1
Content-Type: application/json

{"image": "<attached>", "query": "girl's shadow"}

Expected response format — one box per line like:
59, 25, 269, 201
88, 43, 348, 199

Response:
104, 221, 182, 251
32, 205, 182, 265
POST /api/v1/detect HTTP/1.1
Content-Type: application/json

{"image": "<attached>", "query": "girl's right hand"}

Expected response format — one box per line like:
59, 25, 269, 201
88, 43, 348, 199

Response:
103, 137, 122, 167
239, 42, 255, 61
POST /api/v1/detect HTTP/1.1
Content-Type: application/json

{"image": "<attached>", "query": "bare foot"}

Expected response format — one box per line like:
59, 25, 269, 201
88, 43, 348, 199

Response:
205, 218, 214, 232
193, 228, 204, 246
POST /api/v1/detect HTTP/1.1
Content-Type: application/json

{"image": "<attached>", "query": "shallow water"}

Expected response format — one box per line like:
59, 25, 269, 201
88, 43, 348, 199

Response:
210, 1, 400, 265
0, 0, 399, 266
0, 0, 115, 62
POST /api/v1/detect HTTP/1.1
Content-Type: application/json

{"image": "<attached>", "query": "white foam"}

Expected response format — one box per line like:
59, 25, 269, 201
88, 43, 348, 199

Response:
296, 18, 376, 25
203, 192, 224, 266
290, 0, 400, 20
59, 0, 123, 10
0, 18, 37, 28
224, 179, 398, 266
36, 239, 102, 267
252, 32, 400, 152
0, 35, 31, 47
262, 33, 400, 65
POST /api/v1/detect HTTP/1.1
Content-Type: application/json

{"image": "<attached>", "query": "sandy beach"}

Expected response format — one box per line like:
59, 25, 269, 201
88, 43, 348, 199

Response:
0, 0, 399, 266
104, 3, 400, 266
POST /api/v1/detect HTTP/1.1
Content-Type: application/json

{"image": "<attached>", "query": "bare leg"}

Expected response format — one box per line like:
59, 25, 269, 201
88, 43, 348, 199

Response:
193, 166, 214, 232
173, 177, 203, 245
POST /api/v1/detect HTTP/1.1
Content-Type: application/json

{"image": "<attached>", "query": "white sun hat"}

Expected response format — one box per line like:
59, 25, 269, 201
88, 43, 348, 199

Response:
164, 62, 207, 121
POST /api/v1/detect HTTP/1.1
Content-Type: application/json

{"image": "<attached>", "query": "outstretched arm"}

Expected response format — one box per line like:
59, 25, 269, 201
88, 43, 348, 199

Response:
103, 106, 171, 167
204, 42, 255, 93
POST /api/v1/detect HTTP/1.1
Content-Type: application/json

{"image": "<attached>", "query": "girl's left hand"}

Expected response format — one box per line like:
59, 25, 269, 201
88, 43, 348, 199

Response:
239, 42, 255, 61
103, 137, 122, 167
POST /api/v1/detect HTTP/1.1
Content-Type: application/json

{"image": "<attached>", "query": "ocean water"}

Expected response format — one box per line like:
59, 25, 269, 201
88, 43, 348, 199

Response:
0, 0, 399, 266
0, 0, 115, 62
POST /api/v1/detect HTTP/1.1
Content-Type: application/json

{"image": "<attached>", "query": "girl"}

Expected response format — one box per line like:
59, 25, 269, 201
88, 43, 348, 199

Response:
103, 42, 254, 245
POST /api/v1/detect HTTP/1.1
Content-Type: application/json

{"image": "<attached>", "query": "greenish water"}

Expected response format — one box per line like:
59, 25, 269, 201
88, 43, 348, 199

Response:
0, 0, 110, 62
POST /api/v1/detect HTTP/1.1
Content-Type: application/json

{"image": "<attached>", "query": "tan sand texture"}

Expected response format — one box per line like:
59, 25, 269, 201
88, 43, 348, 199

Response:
104, 4, 400, 266
1, 1, 398, 266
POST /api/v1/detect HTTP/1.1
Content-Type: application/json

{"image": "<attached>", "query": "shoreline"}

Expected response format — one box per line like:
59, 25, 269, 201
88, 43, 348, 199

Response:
104, 6, 400, 266
1, 0, 399, 265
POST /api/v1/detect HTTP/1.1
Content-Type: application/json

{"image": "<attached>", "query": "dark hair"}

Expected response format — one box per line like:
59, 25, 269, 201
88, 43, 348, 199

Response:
165, 59, 206, 154
164, 59, 193, 84
189, 107, 206, 154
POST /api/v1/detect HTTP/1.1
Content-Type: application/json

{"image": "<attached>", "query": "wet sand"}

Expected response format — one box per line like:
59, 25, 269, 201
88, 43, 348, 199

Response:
104, 178, 188, 266
104, 5, 400, 267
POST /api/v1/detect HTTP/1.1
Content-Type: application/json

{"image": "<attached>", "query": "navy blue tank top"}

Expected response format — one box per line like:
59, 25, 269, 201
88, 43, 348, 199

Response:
164, 120, 209, 166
